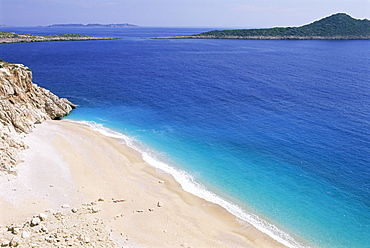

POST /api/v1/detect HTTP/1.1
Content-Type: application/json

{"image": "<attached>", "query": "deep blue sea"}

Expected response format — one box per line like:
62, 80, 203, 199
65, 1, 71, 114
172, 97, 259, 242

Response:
1, 27, 369, 248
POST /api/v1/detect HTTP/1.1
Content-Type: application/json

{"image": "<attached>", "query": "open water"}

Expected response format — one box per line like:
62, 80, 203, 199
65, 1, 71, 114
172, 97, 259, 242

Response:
1, 27, 369, 248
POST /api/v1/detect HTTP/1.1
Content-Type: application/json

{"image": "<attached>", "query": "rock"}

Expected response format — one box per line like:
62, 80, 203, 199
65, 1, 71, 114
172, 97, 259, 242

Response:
97, 198, 105, 202
0, 60, 75, 175
135, 210, 144, 213
12, 228, 21, 235
158, 180, 164, 184
9, 237, 20, 247
67, 240, 74, 246
38, 213, 48, 221
71, 208, 78, 213
45, 237, 53, 243
78, 235, 90, 243
7, 225, 20, 235
157, 202, 163, 207
91, 206, 100, 213
148, 208, 154, 212
1, 239, 10, 247
21, 231, 31, 238
0, 207, 116, 247
40, 225, 48, 233
83, 236, 90, 243
31, 217, 41, 226
61, 204, 70, 209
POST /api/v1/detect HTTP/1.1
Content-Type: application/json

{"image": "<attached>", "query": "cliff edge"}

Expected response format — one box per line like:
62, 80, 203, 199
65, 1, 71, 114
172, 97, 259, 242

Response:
0, 60, 75, 175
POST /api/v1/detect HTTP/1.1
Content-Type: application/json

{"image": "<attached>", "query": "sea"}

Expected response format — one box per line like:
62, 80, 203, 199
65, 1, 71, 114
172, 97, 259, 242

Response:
1, 27, 369, 248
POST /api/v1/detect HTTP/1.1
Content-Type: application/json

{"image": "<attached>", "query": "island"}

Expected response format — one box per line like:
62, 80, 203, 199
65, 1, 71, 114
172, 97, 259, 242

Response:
157, 13, 370, 40
0, 31, 115, 44
47, 23, 138, 28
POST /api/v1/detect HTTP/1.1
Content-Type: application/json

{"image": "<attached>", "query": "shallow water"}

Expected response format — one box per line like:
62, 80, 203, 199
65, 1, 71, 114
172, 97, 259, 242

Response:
1, 27, 370, 247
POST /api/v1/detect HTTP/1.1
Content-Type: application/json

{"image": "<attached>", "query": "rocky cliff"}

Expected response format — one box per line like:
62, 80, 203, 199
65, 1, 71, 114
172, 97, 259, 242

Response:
0, 60, 75, 175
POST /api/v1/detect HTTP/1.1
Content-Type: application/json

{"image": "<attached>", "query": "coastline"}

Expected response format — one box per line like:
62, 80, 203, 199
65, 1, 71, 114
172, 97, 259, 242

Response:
155, 35, 370, 40
0, 120, 288, 247
0, 36, 116, 44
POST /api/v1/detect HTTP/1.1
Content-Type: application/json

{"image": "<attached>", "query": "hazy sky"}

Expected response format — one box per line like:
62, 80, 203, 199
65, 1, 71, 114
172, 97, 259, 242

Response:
1, 0, 369, 28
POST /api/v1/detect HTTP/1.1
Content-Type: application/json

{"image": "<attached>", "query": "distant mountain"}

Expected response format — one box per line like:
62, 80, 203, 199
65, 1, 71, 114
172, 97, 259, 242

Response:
48, 23, 138, 28
161, 13, 370, 40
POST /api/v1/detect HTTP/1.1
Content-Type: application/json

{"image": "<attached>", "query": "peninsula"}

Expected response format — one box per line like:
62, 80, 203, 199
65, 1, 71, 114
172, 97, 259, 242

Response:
158, 13, 370, 40
0, 31, 115, 44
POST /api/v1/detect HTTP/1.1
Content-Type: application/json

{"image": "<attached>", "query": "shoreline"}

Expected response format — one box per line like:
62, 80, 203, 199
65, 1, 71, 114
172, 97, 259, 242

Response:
0, 37, 116, 44
0, 120, 290, 247
0, 31, 116, 44
155, 35, 370, 40
79, 120, 307, 248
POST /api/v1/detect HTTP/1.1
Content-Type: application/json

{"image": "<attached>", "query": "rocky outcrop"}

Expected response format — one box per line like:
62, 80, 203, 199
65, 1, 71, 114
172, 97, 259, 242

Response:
0, 203, 116, 247
0, 60, 75, 175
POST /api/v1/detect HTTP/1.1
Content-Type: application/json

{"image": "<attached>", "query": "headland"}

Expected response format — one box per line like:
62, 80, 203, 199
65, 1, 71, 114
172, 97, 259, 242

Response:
0, 31, 115, 44
156, 13, 370, 40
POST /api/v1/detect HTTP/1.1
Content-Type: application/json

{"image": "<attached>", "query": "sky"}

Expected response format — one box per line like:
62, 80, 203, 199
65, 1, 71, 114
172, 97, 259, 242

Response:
0, 0, 369, 28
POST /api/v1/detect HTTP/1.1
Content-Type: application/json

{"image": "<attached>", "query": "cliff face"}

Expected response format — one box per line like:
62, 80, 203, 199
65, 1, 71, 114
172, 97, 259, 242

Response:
0, 60, 75, 174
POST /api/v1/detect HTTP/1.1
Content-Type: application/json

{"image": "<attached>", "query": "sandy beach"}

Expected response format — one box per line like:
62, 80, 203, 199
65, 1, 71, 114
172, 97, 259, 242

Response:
0, 120, 286, 247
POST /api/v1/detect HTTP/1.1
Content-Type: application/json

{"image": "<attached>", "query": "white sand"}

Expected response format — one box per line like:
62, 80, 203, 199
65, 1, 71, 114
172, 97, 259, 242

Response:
0, 120, 287, 248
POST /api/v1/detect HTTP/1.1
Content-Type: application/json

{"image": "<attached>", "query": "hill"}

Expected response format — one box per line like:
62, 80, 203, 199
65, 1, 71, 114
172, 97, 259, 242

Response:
0, 31, 115, 44
161, 13, 370, 40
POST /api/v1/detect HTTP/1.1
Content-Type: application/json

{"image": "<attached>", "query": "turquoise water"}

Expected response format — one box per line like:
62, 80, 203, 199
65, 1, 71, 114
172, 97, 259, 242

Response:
1, 27, 369, 247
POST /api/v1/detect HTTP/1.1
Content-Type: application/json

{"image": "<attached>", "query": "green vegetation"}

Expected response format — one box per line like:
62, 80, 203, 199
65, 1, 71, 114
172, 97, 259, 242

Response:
0, 31, 115, 44
0, 31, 20, 38
0, 58, 13, 65
188, 13, 370, 39
1, 31, 89, 39
0, 59, 15, 69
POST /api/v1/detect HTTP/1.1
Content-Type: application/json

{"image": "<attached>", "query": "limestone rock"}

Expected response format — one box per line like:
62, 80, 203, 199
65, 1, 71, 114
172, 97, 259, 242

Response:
21, 231, 31, 238
91, 206, 100, 213
1, 239, 10, 247
38, 213, 48, 221
31, 217, 41, 226
0, 60, 75, 175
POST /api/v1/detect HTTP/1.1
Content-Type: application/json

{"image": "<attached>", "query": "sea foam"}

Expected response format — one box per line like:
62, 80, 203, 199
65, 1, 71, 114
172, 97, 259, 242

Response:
67, 120, 307, 248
